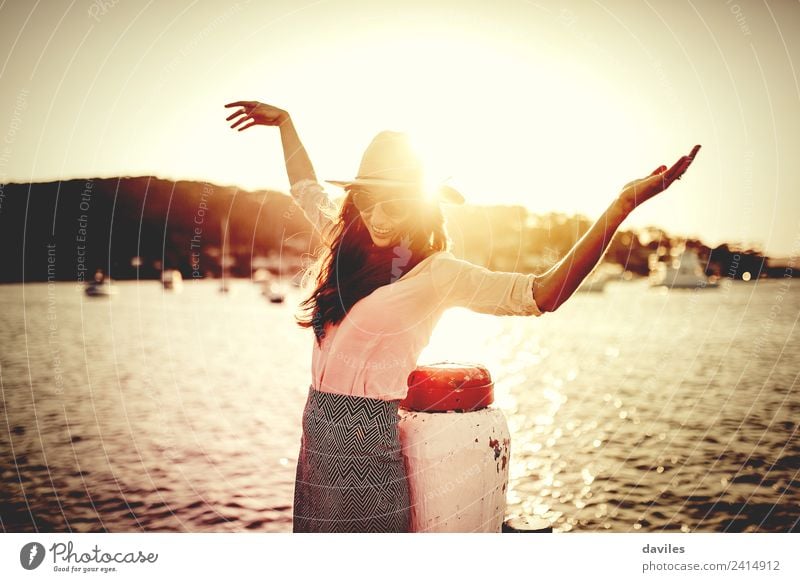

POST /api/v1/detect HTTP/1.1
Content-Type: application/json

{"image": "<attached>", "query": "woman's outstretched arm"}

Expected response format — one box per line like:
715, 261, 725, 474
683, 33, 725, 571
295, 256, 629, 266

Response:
532, 196, 629, 314
532, 145, 701, 313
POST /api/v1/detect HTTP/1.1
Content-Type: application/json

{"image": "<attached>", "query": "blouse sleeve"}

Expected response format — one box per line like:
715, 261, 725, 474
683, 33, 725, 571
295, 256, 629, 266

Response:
430, 251, 544, 317
289, 179, 339, 245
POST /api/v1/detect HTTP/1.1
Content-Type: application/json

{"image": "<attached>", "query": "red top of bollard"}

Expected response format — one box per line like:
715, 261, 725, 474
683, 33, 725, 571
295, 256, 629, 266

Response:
401, 362, 494, 412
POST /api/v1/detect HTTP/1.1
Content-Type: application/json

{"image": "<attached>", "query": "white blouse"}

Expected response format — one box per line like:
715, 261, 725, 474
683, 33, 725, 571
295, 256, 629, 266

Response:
290, 179, 544, 401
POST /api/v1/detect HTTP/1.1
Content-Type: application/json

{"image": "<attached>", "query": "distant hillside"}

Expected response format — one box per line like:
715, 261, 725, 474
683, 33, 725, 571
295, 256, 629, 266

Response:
0, 177, 316, 282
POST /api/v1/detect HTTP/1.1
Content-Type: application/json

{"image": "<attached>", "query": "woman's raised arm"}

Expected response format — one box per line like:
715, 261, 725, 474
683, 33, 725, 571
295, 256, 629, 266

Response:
532, 145, 701, 313
225, 101, 337, 243
224, 100, 316, 185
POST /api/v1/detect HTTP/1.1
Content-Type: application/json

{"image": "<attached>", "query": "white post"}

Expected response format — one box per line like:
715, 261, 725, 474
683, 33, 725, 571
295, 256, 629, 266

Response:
398, 362, 511, 533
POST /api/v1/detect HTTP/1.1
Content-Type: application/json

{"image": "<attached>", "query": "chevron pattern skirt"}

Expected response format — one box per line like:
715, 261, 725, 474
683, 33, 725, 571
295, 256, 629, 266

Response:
292, 385, 411, 533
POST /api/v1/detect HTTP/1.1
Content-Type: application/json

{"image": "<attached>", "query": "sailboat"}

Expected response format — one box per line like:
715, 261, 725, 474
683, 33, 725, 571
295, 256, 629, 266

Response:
85, 268, 117, 297
254, 251, 286, 303
264, 251, 286, 304
649, 247, 718, 289
219, 217, 233, 294
161, 268, 183, 292
262, 276, 285, 303
576, 270, 610, 293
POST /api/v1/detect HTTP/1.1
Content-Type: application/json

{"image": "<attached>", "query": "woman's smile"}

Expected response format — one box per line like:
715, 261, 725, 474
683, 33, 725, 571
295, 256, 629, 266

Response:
370, 224, 392, 237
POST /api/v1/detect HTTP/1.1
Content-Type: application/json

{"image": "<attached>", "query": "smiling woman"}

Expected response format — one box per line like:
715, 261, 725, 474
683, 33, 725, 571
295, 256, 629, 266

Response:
348, 185, 419, 241
323, 130, 463, 249
223, 99, 700, 533
287, 129, 459, 341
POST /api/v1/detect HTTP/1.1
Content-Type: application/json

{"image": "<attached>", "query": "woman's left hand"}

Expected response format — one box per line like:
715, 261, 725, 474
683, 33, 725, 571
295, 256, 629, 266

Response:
617, 145, 702, 214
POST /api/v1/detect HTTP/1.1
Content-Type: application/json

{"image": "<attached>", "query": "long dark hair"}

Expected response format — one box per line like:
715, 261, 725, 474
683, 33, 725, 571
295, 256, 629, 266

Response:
296, 186, 450, 345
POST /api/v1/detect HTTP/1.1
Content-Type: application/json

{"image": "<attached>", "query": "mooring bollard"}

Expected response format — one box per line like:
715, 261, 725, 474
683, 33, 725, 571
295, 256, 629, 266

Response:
398, 362, 511, 532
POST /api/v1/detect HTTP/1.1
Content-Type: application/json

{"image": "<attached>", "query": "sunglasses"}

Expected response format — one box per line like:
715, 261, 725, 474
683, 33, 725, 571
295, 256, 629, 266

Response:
350, 189, 419, 221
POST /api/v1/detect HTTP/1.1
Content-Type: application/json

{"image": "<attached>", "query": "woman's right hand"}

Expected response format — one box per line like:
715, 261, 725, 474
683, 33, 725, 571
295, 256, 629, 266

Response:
224, 100, 288, 131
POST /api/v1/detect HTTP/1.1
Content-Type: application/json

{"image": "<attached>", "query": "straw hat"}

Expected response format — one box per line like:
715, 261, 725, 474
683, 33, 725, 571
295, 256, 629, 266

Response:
325, 131, 465, 205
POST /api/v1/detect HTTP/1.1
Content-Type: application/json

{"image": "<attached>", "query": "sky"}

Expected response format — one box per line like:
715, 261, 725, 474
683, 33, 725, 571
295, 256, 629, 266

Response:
0, 0, 798, 257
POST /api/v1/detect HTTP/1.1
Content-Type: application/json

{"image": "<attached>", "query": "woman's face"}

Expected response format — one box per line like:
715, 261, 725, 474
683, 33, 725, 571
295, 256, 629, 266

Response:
351, 186, 419, 248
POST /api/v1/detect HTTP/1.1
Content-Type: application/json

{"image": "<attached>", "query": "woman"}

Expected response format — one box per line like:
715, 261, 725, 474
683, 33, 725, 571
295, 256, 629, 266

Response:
224, 100, 701, 532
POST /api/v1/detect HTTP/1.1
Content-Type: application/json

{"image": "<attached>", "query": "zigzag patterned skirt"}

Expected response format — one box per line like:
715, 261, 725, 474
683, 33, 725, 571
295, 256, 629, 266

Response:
292, 385, 411, 533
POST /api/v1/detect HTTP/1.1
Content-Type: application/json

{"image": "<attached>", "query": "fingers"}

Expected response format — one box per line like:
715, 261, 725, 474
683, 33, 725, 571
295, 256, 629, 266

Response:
665, 157, 691, 183
225, 101, 267, 131
225, 101, 256, 124
225, 100, 251, 127
662, 145, 701, 184
664, 160, 686, 183
230, 114, 253, 129
224, 101, 254, 108
676, 145, 701, 177
650, 165, 668, 176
